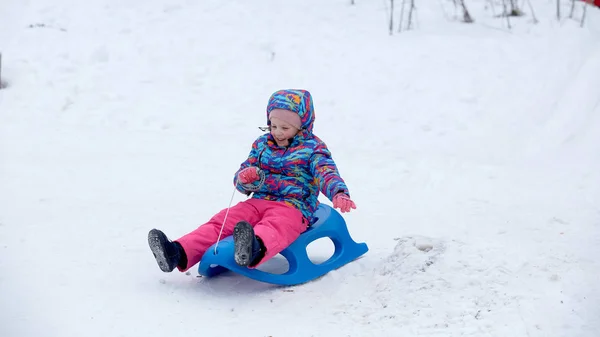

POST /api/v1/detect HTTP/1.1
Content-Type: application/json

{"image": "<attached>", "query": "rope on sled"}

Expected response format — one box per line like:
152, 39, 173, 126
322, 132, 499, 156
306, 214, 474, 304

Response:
214, 186, 238, 254
214, 170, 265, 254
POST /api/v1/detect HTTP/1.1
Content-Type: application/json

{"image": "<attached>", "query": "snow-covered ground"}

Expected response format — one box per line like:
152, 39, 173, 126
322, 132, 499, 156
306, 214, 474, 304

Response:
1, 0, 599, 336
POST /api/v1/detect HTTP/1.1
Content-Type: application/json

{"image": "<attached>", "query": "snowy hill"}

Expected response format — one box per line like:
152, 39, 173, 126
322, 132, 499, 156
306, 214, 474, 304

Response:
1, 0, 599, 336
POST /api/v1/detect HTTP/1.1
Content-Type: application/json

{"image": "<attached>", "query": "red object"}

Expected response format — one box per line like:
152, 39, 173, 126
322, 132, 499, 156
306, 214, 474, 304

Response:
332, 193, 357, 213
238, 167, 260, 184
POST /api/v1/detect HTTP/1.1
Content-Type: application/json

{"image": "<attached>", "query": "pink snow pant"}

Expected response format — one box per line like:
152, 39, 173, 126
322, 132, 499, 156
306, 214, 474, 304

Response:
175, 198, 307, 272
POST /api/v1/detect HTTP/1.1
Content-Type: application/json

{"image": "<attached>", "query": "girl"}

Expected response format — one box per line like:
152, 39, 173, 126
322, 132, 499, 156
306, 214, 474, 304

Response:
148, 89, 356, 273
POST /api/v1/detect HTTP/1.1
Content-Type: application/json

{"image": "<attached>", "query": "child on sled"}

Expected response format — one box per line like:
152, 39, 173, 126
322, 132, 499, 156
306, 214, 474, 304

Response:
148, 89, 356, 272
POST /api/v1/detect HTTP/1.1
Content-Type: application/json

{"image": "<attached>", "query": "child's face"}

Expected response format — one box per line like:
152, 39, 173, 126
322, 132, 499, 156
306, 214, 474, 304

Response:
270, 117, 299, 147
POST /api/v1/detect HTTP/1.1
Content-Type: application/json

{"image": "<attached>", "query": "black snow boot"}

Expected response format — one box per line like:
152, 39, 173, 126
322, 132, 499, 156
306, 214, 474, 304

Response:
233, 221, 265, 267
148, 229, 187, 272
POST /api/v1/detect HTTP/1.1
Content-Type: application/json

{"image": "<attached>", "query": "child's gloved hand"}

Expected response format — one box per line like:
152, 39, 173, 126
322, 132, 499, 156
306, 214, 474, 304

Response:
333, 193, 356, 213
238, 167, 262, 184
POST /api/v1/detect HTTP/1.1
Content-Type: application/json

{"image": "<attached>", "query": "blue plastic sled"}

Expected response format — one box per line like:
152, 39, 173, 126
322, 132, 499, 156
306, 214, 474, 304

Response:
198, 204, 368, 286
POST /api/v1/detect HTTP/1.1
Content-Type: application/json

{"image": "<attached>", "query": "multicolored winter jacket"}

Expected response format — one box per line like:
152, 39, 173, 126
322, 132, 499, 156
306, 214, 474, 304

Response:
233, 89, 349, 225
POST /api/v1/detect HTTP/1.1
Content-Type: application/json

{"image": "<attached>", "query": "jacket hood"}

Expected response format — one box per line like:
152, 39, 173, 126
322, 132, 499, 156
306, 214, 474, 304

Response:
266, 89, 315, 133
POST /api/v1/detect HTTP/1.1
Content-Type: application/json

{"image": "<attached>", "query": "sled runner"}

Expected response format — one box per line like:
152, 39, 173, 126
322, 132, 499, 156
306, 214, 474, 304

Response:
198, 204, 368, 285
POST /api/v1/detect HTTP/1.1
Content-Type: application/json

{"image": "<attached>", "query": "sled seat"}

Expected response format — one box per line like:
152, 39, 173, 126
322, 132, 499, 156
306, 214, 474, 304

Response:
198, 204, 368, 286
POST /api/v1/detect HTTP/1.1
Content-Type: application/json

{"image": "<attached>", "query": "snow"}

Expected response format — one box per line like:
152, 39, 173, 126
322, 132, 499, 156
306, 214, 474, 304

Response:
1, 0, 599, 336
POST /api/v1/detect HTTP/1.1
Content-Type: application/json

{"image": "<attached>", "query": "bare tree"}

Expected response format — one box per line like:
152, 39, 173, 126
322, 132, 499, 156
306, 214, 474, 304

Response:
459, 0, 474, 22
581, 0, 589, 26
502, 0, 512, 28
503, 0, 524, 16
389, 0, 395, 35
525, 0, 539, 23
407, 0, 417, 29
557, 0, 561, 20
509, 0, 518, 15
486, 0, 497, 17
398, 0, 407, 32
